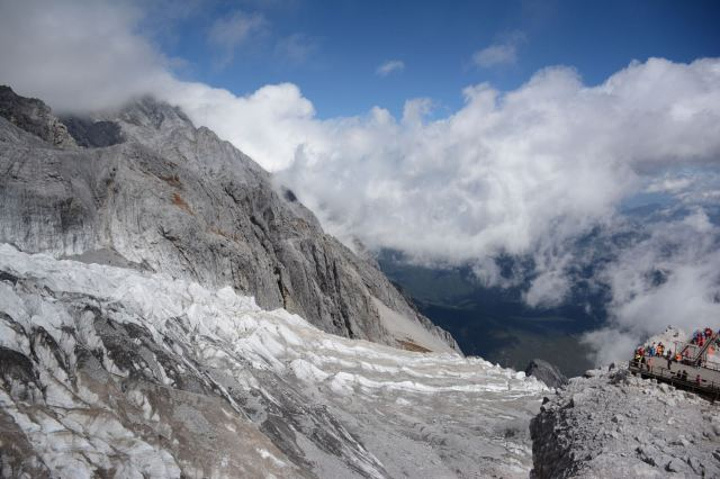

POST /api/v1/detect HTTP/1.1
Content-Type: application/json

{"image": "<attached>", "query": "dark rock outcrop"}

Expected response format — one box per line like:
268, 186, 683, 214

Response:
525, 358, 568, 389
0, 85, 76, 147
60, 115, 125, 147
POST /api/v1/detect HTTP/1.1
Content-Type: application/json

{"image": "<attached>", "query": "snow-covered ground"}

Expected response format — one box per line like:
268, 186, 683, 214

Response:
0, 244, 546, 478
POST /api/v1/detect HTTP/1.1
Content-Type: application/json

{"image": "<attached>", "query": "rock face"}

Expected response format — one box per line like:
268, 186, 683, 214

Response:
0, 85, 457, 354
0, 244, 546, 478
525, 359, 568, 389
60, 115, 124, 148
530, 366, 720, 478
0, 86, 76, 148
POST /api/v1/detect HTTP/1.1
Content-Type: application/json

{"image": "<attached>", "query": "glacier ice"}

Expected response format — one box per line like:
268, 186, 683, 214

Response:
0, 244, 546, 478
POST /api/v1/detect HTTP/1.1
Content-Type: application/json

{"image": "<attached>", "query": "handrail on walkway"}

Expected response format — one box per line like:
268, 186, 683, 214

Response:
628, 360, 720, 401
692, 332, 720, 365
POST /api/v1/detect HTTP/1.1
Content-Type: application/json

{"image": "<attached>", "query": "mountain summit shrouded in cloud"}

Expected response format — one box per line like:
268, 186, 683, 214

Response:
2, 0, 720, 362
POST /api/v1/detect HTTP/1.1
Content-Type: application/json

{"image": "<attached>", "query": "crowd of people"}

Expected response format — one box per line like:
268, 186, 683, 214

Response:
632, 344, 700, 384
633, 327, 719, 367
690, 327, 716, 348
630, 327, 720, 387
633, 341, 676, 367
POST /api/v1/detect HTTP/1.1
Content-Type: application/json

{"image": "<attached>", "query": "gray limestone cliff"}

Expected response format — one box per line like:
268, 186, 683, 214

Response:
0, 86, 458, 354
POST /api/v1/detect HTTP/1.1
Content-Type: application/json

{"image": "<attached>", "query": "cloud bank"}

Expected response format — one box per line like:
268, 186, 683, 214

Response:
585, 209, 720, 363
2, 0, 720, 363
0, 0, 173, 112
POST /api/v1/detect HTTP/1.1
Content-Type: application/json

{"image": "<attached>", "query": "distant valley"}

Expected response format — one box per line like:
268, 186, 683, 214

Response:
378, 252, 602, 377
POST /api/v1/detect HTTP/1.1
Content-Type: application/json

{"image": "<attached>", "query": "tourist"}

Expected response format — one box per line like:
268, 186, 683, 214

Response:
633, 349, 642, 366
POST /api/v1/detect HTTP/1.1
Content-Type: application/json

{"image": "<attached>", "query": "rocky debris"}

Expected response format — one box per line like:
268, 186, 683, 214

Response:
0, 86, 458, 354
530, 365, 720, 478
0, 85, 76, 147
0, 245, 546, 478
525, 359, 569, 389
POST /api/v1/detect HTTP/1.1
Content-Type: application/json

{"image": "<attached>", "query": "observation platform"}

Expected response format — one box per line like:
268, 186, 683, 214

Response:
629, 331, 720, 401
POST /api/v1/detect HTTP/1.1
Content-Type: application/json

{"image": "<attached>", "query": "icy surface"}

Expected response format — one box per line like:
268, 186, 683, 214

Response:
0, 245, 546, 478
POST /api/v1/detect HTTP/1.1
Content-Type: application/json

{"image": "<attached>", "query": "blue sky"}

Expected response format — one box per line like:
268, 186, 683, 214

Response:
154, 0, 720, 118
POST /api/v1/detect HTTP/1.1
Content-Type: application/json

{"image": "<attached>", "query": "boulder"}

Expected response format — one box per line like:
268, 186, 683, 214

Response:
525, 358, 569, 389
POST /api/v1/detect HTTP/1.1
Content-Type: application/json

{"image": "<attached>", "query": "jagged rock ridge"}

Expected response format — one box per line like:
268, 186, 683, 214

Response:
0, 86, 457, 354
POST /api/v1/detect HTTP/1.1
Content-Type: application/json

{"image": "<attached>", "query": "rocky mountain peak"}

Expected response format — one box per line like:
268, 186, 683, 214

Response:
0, 86, 459, 355
118, 95, 193, 130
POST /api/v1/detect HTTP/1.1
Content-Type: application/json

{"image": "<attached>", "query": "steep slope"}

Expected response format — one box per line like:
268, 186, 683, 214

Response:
530, 366, 720, 478
0, 245, 545, 478
0, 86, 457, 353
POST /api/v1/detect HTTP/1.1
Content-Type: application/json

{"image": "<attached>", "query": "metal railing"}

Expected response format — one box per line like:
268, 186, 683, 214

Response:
628, 360, 720, 399
689, 332, 720, 366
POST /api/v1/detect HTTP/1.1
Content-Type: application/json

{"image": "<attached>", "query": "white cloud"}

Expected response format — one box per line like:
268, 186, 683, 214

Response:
376, 60, 405, 77
275, 33, 318, 64
645, 176, 694, 194
274, 61, 720, 266
473, 31, 526, 69
207, 9, 267, 67
584, 209, 720, 364
0, 0, 173, 112
164, 80, 320, 172
472, 44, 517, 68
